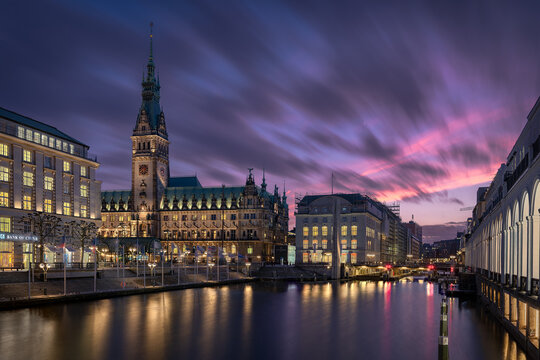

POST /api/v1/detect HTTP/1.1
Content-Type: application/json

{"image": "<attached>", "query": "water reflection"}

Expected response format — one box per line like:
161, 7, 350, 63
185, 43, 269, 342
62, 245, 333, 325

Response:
0, 281, 528, 360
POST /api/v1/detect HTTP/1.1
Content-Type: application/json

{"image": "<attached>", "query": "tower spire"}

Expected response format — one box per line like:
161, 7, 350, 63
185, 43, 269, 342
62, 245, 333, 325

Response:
149, 22, 154, 61
261, 168, 267, 192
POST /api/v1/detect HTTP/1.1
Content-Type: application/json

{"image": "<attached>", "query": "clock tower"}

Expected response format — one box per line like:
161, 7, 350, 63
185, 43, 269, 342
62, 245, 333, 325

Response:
131, 26, 169, 236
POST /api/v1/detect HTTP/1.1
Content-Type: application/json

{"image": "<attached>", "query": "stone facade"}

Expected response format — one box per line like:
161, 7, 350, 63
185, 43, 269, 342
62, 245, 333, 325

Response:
0, 107, 101, 268
99, 34, 288, 263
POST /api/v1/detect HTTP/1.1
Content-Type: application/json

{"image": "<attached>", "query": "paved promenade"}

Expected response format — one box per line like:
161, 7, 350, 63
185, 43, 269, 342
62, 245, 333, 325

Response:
0, 265, 250, 308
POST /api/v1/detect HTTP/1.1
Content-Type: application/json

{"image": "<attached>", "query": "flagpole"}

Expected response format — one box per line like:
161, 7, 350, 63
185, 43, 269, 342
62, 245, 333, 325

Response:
63, 242, 66, 296
122, 245, 125, 288
93, 238, 97, 292
136, 238, 139, 277
116, 235, 119, 278
143, 247, 146, 288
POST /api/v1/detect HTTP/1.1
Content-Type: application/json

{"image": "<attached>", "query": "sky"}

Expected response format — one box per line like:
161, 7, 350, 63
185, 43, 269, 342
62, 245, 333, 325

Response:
2, 0, 540, 242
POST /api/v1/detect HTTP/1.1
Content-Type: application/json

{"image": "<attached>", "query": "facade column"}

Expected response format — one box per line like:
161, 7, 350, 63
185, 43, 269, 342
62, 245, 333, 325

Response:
510, 226, 514, 286
516, 222, 522, 288
502, 229, 507, 284
527, 216, 533, 292
488, 234, 491, 278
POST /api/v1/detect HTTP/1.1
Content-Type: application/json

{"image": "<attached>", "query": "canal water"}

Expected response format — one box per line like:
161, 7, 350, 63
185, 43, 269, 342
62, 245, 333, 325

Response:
0, 281, 527, 360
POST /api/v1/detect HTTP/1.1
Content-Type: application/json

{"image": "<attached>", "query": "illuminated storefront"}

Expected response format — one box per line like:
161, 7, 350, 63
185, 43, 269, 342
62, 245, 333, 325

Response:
0, 232, 37, 269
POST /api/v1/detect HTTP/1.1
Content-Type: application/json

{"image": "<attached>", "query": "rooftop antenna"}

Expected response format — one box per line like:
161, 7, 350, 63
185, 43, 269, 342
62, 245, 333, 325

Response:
331, 172, 334, 195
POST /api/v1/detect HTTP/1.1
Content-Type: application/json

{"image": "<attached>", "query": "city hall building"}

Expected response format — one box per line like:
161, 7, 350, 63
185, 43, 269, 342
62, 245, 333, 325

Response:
0, 107, 102, 269
99, 35, 289, 263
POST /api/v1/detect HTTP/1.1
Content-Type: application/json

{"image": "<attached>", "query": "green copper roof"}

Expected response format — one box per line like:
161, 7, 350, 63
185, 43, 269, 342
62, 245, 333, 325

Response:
0, 107, 87, 147
168, 176, 202, 188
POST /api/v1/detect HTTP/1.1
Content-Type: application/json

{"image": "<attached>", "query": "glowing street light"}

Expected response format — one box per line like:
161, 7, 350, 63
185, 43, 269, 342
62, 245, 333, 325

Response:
208, 262, 215, 281
148, 262, 157, 285
39, 262, 51, 282
246, 262, 251, 277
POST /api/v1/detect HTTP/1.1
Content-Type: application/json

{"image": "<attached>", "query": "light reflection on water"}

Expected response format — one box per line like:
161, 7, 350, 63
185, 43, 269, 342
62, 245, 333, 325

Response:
0, 281, 528, 360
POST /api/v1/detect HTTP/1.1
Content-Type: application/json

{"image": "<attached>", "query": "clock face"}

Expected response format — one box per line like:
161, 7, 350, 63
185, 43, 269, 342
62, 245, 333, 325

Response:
139, 164, 148, 175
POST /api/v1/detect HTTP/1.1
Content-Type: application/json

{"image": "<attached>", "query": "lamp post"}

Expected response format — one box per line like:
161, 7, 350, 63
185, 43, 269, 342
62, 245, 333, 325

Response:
39, 262, 51, 282
143, 252, 146, 288
148, 262, 157, 286
208, 262, 215, 281
161, 249, 165, 286
246, 262, 251, 277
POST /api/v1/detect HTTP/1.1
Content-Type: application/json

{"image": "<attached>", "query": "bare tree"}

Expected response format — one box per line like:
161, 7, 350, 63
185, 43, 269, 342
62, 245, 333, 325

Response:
20, 212, 62, 264
69, 220, 98, 266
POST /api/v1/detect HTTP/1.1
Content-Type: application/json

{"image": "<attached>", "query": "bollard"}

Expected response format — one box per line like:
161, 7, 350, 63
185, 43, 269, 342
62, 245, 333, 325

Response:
438, 296, 449, 360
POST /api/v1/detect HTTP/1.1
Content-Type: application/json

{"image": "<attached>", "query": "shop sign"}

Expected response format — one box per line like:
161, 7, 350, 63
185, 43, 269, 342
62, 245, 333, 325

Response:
0, 232, 38, 242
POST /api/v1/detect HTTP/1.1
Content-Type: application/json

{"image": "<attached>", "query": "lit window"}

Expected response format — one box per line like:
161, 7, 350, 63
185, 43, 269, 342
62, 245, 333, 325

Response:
33, 132, 40, 143
322, 240, 328, 249
366, 227, 375, 238
17, 126, 25, 138
352, 239, 358, 249
303, 226, 309, 237
80, 166, 87, 177
63, 202, 71, 215
172, 215, 178, 221
23, 171, 33, 186
25, 129, 32, 141
322, 226, 328, 236
49, 137, 55, 148
312, 226, 318, 237
201, 214, 207, 220
0, 143, 8, 157
80, 205, 87, 218
23, 150, 32, 162
231, 244, 236, 253
351, 253, 357, 264
62, 142, 68, 152
44, 199, 52, 213
41, 134, 48, 146
0, 192, 8, 207
247, 246, 253, 255
367, 240, 372, 251
341, 239, 347, 249
80, 184, 88, 197
0, 217, 10, 232
341, 253, 347, 263
312, 239, 318, 249
341, 225, 347, 236
44, 176, 54, 191
303, 240, 308, 249
56, 139, 61, 150
302, 253, 308, 263
0, 167, 8, 182
69, 144, 74, 154
351, 225, 357, 236
23, 195, 32, 210
63, 161, 71, 172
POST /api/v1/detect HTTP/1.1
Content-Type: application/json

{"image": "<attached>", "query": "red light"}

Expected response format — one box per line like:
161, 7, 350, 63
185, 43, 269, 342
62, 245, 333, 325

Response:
385, 264, 392, 270
451, 267, 454, 273
427, 264, 435, 270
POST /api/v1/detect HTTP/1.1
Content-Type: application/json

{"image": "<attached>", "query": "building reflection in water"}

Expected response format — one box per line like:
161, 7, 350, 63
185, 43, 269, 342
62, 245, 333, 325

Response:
0, 281, 530, 360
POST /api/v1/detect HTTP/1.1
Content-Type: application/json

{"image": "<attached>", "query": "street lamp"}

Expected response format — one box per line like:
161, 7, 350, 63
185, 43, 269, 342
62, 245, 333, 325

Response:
39, 262, 51, 282
148, 262, 157, 286
208, 262, 215, 281
245, 262, 251, 277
